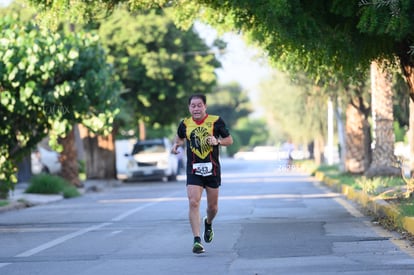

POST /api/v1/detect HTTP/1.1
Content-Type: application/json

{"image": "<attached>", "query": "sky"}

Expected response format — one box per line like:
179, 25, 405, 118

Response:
194, 22, 273, 115
194, 23, 272, 89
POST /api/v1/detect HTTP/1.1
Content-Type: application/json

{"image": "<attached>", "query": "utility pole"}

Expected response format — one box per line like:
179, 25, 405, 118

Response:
327, 97, 334, 165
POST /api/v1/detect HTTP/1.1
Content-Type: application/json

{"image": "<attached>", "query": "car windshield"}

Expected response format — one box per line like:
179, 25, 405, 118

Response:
132, 142, 166, 155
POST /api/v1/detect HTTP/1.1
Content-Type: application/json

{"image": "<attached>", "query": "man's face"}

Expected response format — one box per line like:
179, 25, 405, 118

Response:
189, 98, 207, 121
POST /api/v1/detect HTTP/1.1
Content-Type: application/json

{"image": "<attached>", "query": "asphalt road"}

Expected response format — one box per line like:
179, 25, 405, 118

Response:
1, 158, 414, 275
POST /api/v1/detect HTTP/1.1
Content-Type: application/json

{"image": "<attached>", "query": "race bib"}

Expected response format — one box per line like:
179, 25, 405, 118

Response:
193, 162, 213, 177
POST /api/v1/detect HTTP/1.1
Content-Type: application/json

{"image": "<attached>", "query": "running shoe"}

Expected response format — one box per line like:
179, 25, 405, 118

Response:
192, 241, 205, 254
203, 216, 214, 243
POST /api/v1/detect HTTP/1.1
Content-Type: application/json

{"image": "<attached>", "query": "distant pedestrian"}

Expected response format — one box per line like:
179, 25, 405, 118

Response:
281, 139, 295, 169
171, 94, 233, 254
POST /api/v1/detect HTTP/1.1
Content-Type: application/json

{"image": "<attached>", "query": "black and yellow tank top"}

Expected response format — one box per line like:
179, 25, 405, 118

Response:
177, 114, 230, 176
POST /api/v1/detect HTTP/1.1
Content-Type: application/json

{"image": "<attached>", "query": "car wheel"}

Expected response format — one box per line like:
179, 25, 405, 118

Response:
167, 174, 177, 182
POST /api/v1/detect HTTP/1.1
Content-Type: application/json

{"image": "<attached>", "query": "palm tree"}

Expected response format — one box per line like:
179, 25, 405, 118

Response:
365, 60, 399, 177
345, 96, 371, 174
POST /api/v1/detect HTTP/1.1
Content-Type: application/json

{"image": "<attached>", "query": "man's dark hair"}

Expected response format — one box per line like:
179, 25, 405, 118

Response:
188, 94, 206, 105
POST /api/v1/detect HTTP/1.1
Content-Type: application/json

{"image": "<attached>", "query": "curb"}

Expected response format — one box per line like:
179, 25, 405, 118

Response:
0, 201, 28, 213
0, 193, 64, 214
314, 171, 414, 236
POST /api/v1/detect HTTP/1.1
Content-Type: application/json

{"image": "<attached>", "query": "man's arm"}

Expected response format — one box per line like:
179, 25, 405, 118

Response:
171, 135, 185, 154
218, 135, 233, 146
207, 134, 233, 146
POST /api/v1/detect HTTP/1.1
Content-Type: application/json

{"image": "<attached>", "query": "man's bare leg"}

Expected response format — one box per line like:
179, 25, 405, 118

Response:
205, 186, 219, 224
187, 185, 203, 237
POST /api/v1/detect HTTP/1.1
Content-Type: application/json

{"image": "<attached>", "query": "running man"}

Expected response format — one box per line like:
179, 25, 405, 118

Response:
171, 94, 233, 254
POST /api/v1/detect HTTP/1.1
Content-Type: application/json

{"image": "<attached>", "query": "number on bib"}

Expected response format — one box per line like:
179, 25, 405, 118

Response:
193, 162, 213, 177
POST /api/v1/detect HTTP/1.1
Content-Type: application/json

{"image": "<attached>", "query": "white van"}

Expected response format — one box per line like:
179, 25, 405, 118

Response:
31, 147, 61, 175
121, 138, 178, 182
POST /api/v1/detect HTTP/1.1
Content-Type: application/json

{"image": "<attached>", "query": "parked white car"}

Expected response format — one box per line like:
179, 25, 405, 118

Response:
31, 147, 61, 174
122, 138, 178, 182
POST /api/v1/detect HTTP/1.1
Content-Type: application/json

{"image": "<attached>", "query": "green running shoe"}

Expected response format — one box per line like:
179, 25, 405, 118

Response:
192, 241, 205, 254
203, 216, 214, 243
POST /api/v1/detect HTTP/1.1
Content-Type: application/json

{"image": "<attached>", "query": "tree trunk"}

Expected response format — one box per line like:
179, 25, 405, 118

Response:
139, 120, 146, 141
58, 128, 81, 187
399, 49, 414, 175
79, 125, 116, 179
399, 50, 414, 102
313, 135, 325, 166
17, 154, 32, 183
326, 98, 334, 165
365, 60, 399, 177
335, 99, 346, 172
344, 100, 371, 174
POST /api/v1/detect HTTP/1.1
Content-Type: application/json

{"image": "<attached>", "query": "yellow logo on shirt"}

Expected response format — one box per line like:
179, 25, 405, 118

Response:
184, 115, 219, 160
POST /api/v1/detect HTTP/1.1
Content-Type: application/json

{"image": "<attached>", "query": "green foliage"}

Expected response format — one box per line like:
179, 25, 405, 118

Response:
317, 164, 409, 201
356, 176, 396, 195
399, 201, 414, 217
0, 182, 12, 199
394, 121, 406, 143
0, 14, 121, 193
234, 117, 269, 148
358, 0, 413, 40
204, 83, 262, 151
225, 131, 241, 157
0, 156, 17, 198
393, 73, 410, 128
259, 71, 328, 145
26, 0, 121, 28
26, 173, 67, 194
24, 0, 414, 84
61, 184, 81, 198
97, 7, 221, 133
27, 173, 81, 198
207, 83, 252, 128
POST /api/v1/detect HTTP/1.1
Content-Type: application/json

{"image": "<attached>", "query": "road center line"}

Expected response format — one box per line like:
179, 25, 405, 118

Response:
15, 222, 112, 258
111, 201, 159, 222
12, 191, 180, 259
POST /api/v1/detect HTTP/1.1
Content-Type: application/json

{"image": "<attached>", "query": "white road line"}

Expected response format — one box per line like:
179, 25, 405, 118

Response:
9, 191, 181, 261
108, 230, 123, 237
15, 222, 112, 258
111, 202, 158, 222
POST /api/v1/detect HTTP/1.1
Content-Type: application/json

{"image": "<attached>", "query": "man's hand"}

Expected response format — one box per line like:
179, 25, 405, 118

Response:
171, 143, 180, 154
171, 136, 184, 154
207, 136, 219, 146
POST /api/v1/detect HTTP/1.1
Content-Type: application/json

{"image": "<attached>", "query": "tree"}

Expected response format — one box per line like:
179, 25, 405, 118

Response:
365, 60, 400, 176
25, 0, 414, 175
233, 117, 269, 149
97, 7, 222, 138
24, 0, 411, 105
344, 87, 372, 174
207, 82, 252, 128
0, 15, 121, 194
206, 82, 253, 155
260, 72, 328, 138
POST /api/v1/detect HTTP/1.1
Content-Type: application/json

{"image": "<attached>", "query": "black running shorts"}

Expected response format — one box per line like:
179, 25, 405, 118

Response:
186, 174, 221, 189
